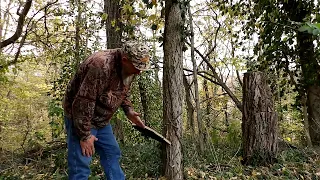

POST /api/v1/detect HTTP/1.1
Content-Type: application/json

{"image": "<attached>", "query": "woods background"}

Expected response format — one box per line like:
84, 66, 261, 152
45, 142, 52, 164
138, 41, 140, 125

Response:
0, 0, 320, 179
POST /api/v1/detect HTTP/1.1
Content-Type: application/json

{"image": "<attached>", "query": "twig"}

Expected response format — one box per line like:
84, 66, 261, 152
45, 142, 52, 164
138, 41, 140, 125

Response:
227, 145, 241, 165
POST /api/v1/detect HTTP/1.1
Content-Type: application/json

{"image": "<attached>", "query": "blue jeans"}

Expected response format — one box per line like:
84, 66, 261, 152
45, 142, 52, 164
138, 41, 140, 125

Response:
65, 117, 125, 180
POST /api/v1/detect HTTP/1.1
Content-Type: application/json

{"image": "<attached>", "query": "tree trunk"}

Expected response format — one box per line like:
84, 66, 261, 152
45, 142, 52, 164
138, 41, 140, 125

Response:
152, 33, 162, 91
307, 86, 320, 146
301, 95, 313, 147
138, 75, 150, 126
162, 0, 184, 179
242, 72, 278, 165
203, 76, 211, 144
74, 0, 82, 70
104, 0, 124, 142
224, 103, 229, 127
188, 3, 203, 153
291, 1, 320, 146
104, 0, 122, 48
2, 0, 13, 41
183, 74, 195, 136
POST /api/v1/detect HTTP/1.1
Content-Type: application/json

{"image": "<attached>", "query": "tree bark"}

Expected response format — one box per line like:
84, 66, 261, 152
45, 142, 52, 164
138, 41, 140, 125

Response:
307, 86, 320, 146
104, 0, 124, 142
242, 72, 278, 165
162, 0, 184, 179
104, 0, 122, 48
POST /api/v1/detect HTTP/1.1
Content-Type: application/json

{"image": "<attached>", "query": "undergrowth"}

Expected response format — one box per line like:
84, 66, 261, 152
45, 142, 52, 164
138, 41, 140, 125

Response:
0, 138, 319, 180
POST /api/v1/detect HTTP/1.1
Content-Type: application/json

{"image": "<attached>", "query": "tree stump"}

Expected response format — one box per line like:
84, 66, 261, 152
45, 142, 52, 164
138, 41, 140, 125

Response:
242, 72, 278, 165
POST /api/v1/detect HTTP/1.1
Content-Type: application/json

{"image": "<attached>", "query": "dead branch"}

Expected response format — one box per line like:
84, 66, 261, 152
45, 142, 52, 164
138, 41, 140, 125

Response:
186, 42, 243, 111
183, 68, 221, 86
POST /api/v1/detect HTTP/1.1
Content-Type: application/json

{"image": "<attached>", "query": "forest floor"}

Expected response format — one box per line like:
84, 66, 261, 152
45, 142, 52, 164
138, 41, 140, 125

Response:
0, 141, 319, 180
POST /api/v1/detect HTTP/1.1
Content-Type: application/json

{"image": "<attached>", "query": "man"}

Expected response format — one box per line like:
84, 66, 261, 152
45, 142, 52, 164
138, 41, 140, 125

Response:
63, 41, 150, 180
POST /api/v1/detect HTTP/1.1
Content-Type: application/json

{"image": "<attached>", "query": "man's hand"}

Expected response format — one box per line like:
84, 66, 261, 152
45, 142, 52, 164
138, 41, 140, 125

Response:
80, 135, 98, 157
126, 110, 146, 129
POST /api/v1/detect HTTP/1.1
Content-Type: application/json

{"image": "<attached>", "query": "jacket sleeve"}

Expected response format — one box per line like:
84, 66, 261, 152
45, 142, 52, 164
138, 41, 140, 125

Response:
121, 93, 134, 115
72, 66, 105, 140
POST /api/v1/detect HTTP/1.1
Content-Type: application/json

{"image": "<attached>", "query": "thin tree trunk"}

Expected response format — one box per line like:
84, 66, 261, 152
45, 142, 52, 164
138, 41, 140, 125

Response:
203, 78, 210, 116
152, 32, 161, 91
0, 0, 2, 42
225, 103, 229, 127
307, 86, 320, 146
138, 75, 150, 126
302, 95, 312, 147
242, 72, 278, 165
3, 1, 13, 40
183, 74, 195, 136
74, 0, 81, 70
203, 76, 211, 144
188, 3, 203, 153
162, 0, 184, 179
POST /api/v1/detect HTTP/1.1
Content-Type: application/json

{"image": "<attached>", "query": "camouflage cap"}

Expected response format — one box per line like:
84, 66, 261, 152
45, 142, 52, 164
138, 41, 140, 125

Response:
122, 41, 150, 71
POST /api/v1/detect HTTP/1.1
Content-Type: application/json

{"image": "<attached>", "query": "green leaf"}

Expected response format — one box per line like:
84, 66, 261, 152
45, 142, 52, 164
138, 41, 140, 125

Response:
312, 29, 320, 36
101, 13, 108, 21
312, 23, 320, 29
298, 25, 310, 32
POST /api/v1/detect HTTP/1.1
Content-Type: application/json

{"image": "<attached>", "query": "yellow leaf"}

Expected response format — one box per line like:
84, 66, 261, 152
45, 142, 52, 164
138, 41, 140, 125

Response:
111, 20, 116, 27
123, 4, 133, 13
152, 0, 157, 5
251, 170, 261, 176
102, 13, 108, 20
148, 14, 157, 22
139, 10, 146, 17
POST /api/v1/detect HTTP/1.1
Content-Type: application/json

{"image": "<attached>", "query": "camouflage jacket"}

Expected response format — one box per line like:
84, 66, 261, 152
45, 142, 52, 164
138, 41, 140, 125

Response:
63, 49, 134, 140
